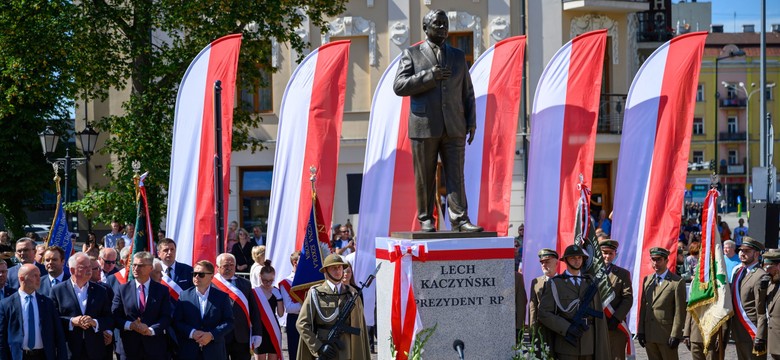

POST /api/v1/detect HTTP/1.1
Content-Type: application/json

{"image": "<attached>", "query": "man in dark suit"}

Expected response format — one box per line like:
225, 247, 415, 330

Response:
730, 237, 769, 359
0, 263, 68, 360
7, 238, 47, 289
112, 251, 171, 360
392, 8, 482, 233
38, 246, 71, 298
215, 253, 263, 359
250, 226, 265, 247
173, 260, 234, 360
157, 238, 194, 291
99, 247, 120, 282
637, 247, 686, 360
0, 260, 15, 301
51, 252, 114, 360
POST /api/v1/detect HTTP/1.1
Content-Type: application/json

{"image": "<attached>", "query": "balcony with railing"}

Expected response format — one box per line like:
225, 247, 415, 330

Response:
719, 97, 747, 108
597, 94, 625, 134
719, 131, 747, 141
563, 0, 648, 12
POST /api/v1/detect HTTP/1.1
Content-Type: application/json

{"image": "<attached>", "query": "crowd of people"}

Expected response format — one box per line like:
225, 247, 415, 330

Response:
0, 220, 371, 360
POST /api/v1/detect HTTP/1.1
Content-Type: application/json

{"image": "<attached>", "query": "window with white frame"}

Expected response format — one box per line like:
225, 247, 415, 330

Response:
696, 84, 704, 102
692, 150, 704, 163
727, 86, 737, 99
728, 116, 738, 133
693, 117, 704, 135
728, 150, 738, 165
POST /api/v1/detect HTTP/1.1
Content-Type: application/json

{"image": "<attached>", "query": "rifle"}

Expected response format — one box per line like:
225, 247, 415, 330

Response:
320, 263, 381, 360
563, 274, 603, 346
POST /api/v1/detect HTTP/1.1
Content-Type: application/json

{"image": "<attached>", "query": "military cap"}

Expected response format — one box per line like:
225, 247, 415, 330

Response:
763, 249, 780, 264
561, 244, 589, 260
538, 248, 559, 260
320, 253, 349, 273
740, 237, 766, 252
649, 247, 670, 258
599, 239, 619, 250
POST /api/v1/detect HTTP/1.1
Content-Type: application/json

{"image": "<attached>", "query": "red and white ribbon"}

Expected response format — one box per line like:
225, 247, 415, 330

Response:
603, 304, 635, 358
213, 274, 251, 329
252, 288, 284, 358
732, 266, 758, 340
388, 240, 426, 360
115, 268, 128, 285
160, 272, 182, 301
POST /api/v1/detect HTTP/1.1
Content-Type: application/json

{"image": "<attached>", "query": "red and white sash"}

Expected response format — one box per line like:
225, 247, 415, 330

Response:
603, 303, 635, 358
252, 288, 284, 358
115, 268, 128, 285
160, 272, 183, 301
212, 274, 251, 329
278, 278, 295, 302
732, 266, 758, 340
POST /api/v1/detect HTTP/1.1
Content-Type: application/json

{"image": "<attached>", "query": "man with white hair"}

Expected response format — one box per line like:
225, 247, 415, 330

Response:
724, 240, 741, 282
51, 252, 113, 360
214, 253, 263, 359
99, 247, 120, 282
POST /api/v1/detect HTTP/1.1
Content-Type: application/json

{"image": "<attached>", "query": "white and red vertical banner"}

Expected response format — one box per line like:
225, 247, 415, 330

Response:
464, 36, 526, 236
167, 34, 242, 266
521, 30, 606, 291
267, 40, 351, 282
610, 32, 708, 333
354, 44, 418, 327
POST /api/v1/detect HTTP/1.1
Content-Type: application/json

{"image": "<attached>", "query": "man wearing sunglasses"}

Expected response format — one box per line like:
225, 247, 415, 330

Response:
99, 248, 120, 283
174, 260, 234, 360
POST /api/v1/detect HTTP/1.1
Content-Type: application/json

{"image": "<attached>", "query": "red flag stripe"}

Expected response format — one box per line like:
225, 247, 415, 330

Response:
293, 41, 350, 249
555, 30, 606, 259
476, 36, 526, 236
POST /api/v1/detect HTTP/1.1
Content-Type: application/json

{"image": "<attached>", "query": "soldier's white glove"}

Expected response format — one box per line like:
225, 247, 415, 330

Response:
251, 336, 262, 348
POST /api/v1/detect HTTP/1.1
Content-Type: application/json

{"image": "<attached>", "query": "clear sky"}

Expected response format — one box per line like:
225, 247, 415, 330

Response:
673, 0, 780, 33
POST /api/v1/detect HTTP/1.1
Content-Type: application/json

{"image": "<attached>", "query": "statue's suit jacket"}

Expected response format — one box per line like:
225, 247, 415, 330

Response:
392, 40, 476, 139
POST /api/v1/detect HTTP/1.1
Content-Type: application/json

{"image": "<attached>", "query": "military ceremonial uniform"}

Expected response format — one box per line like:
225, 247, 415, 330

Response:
515, 272, 527, 332
764, 250, 780, 359
538, 245, 610, 360
599, 239, 633, 360
730, 238, 769, 360
296, 255, 370, 360
684, 311, 718, 360
638, 247, 686, 360
529, 248, 558, 353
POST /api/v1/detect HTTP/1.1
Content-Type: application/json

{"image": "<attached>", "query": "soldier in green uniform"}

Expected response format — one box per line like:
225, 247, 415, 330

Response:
637, 247, 686, 360
529, 248, 559, 353
599, 239, 633, 360
539, 245, 610, 360
296, 254, 370, 360
762, 249, 780, 360
730, 237, 769, 360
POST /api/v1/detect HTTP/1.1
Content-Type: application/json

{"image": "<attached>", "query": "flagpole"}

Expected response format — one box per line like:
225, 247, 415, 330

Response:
214, 80, 226, 255
46, 163, 62, 246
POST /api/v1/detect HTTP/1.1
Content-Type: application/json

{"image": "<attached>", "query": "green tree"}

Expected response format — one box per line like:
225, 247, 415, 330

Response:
66, 1, 346, 228
0, 1, 120, 237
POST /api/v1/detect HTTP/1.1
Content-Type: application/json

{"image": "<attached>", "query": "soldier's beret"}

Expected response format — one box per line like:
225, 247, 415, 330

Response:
649, 247, 670, 258
763, 249, 780, 264
740, 237, 766, 252
538, 248, 559, 260
599, 239, 619, 250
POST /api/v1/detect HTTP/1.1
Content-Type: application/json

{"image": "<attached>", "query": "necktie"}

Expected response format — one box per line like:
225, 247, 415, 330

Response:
656, 275, 662, 286
139, 285, 146, 313
166, 267, 173, 280
26, 295, 35, 349
51, 278, 57, 286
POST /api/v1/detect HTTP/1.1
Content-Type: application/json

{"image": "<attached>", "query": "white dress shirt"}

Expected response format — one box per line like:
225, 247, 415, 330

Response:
281, 272, 301, 314
189, 287, 211, 339
70, 280, 100, 332
19, 290, 43, 350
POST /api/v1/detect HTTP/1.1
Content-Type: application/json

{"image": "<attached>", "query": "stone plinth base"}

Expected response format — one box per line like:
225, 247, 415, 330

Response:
375, 234, 515, 359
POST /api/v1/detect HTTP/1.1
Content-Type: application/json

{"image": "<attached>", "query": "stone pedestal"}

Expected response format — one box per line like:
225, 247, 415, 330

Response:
375, 233, 515, 359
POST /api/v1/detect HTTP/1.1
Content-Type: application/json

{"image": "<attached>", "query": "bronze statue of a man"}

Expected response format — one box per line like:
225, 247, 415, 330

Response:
393, 9, 482, 233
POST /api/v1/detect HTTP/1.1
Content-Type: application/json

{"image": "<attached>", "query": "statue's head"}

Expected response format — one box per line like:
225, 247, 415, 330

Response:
422, 9, 448, 45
